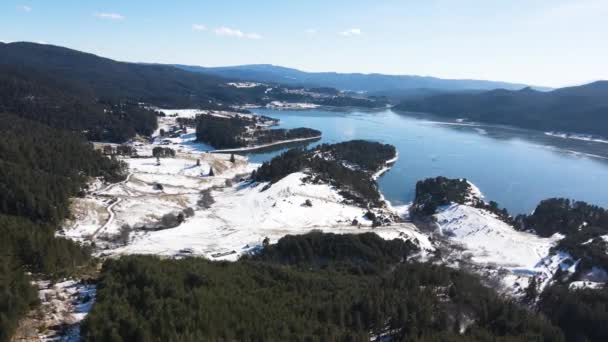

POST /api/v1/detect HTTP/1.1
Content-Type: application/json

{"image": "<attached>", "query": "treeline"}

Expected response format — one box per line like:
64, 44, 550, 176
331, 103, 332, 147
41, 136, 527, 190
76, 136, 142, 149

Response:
0, 113, 126, 340
82, 232, 563, 341
252, 141, 395, 207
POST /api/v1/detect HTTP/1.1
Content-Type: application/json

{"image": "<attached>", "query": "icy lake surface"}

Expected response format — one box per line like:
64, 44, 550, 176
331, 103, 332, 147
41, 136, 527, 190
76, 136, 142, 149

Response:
246, 108, 608, 214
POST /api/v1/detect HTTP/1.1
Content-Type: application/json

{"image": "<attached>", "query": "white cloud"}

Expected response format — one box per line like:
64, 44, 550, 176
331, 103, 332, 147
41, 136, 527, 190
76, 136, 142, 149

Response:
95, 12, 125, 21
192, 24, 207, 31
340, 28, 362, 36
17, 5, 32, 12
305, 28, 317, 34
214, 26, 262, 39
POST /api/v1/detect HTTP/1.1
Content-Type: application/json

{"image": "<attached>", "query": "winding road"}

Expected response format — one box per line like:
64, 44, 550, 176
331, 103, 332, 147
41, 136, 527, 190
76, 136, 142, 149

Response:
89, 172, 133, 239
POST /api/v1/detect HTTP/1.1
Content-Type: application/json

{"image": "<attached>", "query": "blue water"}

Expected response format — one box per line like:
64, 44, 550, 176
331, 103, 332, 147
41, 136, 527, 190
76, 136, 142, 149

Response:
245, 108, 608, 214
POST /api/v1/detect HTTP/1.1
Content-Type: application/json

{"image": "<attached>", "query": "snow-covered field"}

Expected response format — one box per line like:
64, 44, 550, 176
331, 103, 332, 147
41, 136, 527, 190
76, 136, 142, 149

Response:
109, 171, 430, 260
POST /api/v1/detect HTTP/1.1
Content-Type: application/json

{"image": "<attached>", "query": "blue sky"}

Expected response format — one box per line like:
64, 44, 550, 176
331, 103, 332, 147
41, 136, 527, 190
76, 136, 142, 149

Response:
1, 0, 607, 87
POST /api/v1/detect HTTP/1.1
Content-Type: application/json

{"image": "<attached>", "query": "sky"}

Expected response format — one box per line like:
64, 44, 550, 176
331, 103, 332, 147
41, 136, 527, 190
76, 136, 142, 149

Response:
1, 0, 607, 87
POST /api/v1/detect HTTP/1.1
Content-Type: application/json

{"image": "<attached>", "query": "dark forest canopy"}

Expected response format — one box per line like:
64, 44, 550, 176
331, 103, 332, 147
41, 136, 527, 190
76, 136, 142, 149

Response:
315, 140, 396, 173
516, 198, 608, 237
195, 114, 320, 149
0, 113, 128, 223
0, 65, 158, 142
0, 42, 269, 143
82, 232, 564, 342
410, 177, 474, 216
395, 81, 608, 137
0, 113, 125, 339
539, 284, 608, 342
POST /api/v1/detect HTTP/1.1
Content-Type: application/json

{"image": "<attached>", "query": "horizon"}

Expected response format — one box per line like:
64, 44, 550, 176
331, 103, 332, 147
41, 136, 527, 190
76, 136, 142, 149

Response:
2, 0, 607, 87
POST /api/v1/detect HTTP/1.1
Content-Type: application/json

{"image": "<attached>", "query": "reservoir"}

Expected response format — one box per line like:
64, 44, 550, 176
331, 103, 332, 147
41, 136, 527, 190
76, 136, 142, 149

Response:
246, 108, 608, 214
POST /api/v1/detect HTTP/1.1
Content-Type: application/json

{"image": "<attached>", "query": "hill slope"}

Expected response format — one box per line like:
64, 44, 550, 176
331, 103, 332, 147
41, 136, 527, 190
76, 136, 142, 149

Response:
395, 81, 608, 136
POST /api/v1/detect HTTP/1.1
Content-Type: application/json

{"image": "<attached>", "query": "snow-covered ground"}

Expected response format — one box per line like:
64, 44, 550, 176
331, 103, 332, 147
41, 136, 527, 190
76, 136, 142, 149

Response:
266, 101, 320, 109
435, 204, 560, 270
12, 279, 97, 342
100, 171, 429, 261
64, 111, 430, 262
433, 202, 576, 296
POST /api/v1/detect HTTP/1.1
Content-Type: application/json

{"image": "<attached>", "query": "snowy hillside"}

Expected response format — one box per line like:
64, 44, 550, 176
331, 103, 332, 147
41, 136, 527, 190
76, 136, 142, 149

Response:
434, 203, 569, 295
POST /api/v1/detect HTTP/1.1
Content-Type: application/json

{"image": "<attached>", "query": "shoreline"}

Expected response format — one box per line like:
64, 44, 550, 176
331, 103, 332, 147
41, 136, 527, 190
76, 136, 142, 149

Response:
372, 152, 399, 180
210, 135, 322, 153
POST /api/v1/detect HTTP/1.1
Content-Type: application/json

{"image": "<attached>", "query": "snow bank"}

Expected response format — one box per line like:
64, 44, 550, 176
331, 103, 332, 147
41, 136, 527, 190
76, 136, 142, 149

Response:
545, 131, 608, 144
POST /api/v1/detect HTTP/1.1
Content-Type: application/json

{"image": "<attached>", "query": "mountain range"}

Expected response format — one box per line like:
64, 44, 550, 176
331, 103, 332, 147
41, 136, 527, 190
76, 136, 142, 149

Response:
174, 63, 551, 96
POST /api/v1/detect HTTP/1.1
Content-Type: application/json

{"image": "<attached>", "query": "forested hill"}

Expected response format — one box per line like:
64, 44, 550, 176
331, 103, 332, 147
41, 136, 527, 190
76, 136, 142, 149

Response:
0, 42, 277, 142
0, 42, 268, 107
395, 81, 608, 137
